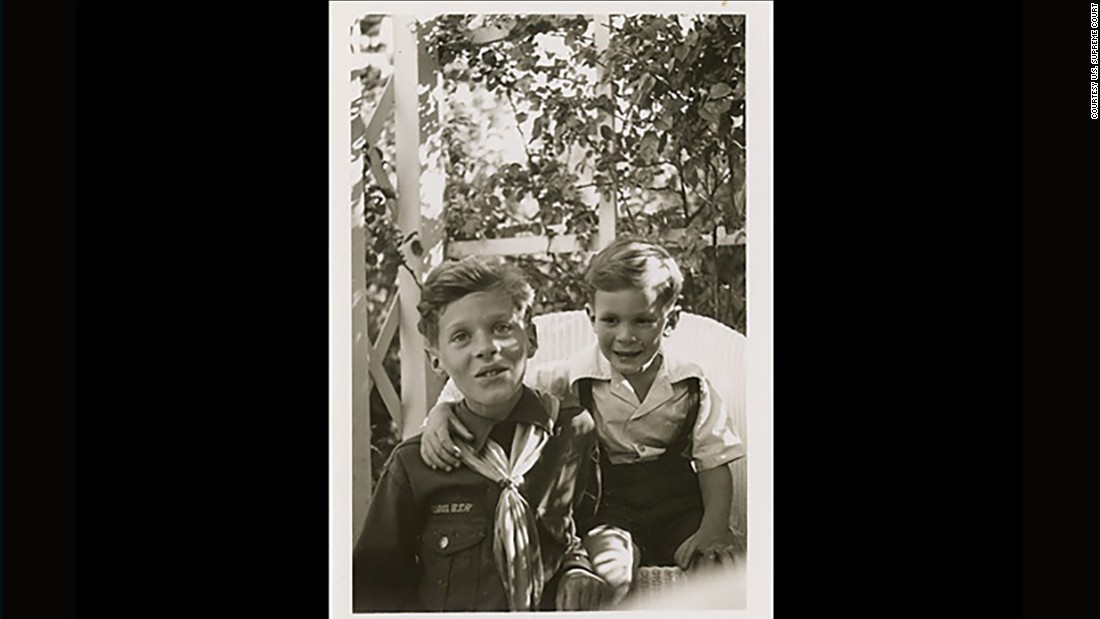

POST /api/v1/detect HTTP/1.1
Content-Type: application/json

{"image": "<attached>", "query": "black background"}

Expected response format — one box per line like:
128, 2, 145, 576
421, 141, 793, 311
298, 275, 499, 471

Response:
4, 1, 1093, 617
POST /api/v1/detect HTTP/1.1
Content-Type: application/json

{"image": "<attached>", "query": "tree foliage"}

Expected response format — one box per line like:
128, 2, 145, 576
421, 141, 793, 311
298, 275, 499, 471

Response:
355, 13, 748, 484
354, 14, 404, 481
422, 14, 747, 331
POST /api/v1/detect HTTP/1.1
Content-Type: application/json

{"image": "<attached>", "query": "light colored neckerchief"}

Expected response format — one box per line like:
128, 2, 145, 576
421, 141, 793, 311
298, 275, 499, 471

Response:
458, 421, 551, 611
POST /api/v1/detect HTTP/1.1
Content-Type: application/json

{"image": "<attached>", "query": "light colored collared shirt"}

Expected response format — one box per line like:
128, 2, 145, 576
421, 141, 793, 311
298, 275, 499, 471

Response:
526, 344, 744, 472
438, 344, 744, 472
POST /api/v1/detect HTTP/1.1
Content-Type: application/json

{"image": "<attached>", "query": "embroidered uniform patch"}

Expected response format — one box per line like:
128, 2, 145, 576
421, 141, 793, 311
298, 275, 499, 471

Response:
430, 502, 474, 515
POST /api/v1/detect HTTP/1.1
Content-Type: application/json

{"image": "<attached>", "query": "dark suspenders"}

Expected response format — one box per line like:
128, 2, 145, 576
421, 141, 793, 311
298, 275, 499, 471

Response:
574, 376, 702, 528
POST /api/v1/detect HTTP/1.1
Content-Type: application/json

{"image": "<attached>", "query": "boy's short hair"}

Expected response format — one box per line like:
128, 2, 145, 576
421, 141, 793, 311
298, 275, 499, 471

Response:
584, 237, 684, 311
417, 255, 536, 346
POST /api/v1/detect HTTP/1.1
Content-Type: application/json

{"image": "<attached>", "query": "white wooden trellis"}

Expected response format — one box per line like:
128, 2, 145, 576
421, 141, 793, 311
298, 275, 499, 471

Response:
350, 20, 375, 545
351, 14, 744, 542
351, 16, 619, 542
351, 14, 451, 543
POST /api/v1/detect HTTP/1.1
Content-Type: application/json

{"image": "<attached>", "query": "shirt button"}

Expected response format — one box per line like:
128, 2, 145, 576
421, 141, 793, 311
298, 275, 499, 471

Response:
438, 535, 450, 550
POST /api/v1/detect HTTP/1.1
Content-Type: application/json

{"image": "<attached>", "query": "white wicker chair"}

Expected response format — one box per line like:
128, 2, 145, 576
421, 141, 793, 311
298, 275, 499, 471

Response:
529, 310, 747, 599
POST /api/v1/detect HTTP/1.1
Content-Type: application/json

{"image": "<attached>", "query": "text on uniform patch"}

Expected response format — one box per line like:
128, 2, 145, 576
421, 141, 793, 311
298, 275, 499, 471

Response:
430, 502, 474, 515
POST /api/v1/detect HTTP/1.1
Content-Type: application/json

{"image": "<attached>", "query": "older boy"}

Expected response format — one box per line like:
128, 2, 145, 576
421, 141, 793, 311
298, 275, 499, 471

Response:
420, 239, 745, 604
352, 256, 608, 612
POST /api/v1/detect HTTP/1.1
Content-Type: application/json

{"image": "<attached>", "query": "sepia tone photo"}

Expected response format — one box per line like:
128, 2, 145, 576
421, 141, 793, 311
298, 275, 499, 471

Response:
330, 2, 773, 615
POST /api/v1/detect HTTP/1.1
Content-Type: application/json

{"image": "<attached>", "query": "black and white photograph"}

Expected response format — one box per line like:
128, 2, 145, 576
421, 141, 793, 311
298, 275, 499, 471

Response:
13, 0, 1055, 617
329, 2, 773, 615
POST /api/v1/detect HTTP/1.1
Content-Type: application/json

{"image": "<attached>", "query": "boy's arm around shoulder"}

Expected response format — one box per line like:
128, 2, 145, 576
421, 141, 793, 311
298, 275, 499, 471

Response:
352, 446, 420, 612
421, 360, 578, 470
526, 358, 580, 408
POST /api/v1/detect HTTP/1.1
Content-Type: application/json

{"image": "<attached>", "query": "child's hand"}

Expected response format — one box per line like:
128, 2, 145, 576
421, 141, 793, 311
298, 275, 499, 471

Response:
556, 569, 611, 610
584, 525, 637, 605
420, 402, 474, 471
673, 524, 739, 571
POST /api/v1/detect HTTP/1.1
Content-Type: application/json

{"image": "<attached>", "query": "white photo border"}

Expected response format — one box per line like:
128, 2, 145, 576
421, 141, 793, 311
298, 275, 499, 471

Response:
329, 3, 773, 617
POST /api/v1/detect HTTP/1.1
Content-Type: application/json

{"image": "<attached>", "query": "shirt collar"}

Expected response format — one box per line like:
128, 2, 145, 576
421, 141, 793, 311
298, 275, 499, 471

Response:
568, 343, 708, 388
454, 386, 555, 453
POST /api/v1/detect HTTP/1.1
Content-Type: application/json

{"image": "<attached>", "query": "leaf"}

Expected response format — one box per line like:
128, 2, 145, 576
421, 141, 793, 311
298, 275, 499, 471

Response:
600, 125, 614, 141
708, 82, 734, 99
661, 107, 677, 128
639, 131, 660, 164
699, 104, 718, 125
705, 98, 733, 117
461, 218, 480, 238
515, 111, 528, 123
630, 73, 656, 108
683, 161, 700, 188
686, 30, 700, 50
732, 79, 745, 100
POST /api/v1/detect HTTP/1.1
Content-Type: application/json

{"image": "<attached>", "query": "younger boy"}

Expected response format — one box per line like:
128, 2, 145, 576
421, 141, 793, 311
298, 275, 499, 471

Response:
420, 239, 745, 604
352, 256, 608, 612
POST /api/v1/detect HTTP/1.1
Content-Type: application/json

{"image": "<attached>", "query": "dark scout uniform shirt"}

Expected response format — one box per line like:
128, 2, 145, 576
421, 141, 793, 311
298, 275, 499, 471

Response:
352, 387, 595, 612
